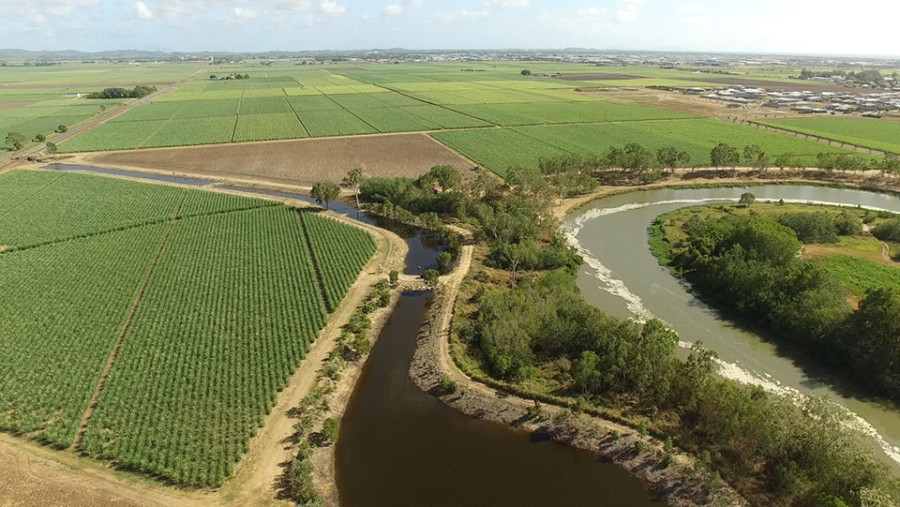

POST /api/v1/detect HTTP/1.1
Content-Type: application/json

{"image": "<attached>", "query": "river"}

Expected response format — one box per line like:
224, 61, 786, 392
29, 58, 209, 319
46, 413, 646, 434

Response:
335, 292, 661, 507
564, 184, 900, 467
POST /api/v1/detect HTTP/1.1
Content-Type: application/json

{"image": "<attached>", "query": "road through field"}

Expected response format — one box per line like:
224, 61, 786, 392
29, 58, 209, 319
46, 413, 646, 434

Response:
0, 70, 205, 171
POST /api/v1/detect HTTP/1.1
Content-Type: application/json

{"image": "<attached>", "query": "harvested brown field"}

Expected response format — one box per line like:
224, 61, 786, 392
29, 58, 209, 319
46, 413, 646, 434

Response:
79, 133, 475, 185
556, 73, 642, 81
0, 101, 33, 111
327, 67, 365, 73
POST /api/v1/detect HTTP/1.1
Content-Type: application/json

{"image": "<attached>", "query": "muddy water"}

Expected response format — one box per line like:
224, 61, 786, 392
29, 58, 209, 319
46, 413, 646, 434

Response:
335, 292, 661, 507
565, 184, 900, 466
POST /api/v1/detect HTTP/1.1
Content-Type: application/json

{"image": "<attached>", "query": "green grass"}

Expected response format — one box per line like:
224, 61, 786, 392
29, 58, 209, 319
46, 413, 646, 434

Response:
0, 170, 375, 486
758, 118, 900, 155
433, 119, 869, 177
819, 254, 900, 296
233, 113, 307, 142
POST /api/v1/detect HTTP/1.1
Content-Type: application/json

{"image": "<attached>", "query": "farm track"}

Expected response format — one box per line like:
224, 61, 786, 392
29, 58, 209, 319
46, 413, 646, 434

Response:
0, 69, 207, 172
70, 190, 188, 451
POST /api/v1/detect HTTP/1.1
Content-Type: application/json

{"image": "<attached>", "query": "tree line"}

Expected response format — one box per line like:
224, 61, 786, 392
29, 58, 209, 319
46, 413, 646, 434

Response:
87, 85, 157, 99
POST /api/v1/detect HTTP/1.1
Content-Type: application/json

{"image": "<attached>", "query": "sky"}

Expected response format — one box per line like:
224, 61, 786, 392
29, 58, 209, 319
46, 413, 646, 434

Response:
0, 0, 898, 56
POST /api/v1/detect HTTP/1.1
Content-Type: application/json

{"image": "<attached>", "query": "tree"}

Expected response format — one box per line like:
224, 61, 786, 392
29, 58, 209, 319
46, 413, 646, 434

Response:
5, 132, 26, 150
56, 124, 68, 133
423, 269, 440, 288
33, 133, 46, 142
210, 74, 218, 80
45, 141, 58, 154
743, 144, 763, 165
310, 181, 340, 210
521, 69, 532, 76
738, 192, 756, 207
341, 168, 364, 209
436, 251, 453, 273
100, 104, 106, 112
656, 146, 679, 174
710, 143, 740, 169
321, 418, 340, 444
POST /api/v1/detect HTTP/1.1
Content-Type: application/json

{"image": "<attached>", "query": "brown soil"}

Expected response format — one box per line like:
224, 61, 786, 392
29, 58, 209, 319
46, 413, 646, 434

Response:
75, 133, 476, 186
556, 73, 643, 81
0, 101, 33, 111
0, 81, 177, 90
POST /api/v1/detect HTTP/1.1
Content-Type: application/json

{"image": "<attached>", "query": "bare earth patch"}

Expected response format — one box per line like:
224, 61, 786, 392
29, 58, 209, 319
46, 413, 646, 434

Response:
78, 133, 476, 186
556, 73, 643, 81
0, 102, 34, 112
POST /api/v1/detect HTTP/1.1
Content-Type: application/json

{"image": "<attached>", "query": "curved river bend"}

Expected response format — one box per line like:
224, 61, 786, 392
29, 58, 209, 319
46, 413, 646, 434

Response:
564, 184, 900, 466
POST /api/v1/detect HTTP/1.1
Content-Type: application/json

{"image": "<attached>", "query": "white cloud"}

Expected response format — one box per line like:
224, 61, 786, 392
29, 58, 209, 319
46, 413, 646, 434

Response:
678, 4, 708, 24
432, 8, 489, 24
616, 0, 645, 22
486, 0, 529, 9
277, 0, 313, 13
233, 6, 256, 18
318, 0, 346, 18
385, 3, 403, 15
134, 1, 155, 19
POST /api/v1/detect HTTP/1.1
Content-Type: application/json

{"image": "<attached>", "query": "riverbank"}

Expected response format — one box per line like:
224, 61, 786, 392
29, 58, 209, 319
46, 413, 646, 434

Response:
408, 245, 744, 506
553, 166, 900, 222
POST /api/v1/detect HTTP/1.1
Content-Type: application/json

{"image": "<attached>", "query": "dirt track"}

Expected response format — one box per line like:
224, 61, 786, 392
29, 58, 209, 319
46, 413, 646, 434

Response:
74, 133, 477, 186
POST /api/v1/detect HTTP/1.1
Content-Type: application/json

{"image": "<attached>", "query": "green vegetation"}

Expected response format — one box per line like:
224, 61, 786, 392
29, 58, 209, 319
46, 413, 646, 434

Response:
649, 204, 900, 401
359, 160, 900, 503
86, 85, 157, 99
0, 169, 375, 486
432, 119, 867, 178
759, 118, 900, 155
298, 212, 375, 311
821, 255, 900, 297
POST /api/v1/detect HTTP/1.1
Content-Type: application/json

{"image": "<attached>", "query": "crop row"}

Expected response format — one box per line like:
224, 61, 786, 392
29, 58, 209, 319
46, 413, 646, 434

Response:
0, 170, 275, 251
0, 223, 169, 447
81, 207, 334, 486
299, 211, 376, 311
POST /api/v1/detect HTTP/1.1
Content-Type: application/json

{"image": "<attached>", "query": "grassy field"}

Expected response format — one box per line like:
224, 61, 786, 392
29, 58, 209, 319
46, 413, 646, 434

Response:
432, 119, 861, 177
54, 62, 707, 152
820, 254, 900, 296
1, 62, 205, 150
758, 118, 900, 154
0, 169, 374, 486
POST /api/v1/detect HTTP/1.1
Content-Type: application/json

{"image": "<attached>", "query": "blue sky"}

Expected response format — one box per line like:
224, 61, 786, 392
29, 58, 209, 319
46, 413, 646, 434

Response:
1, 0, 897, 56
